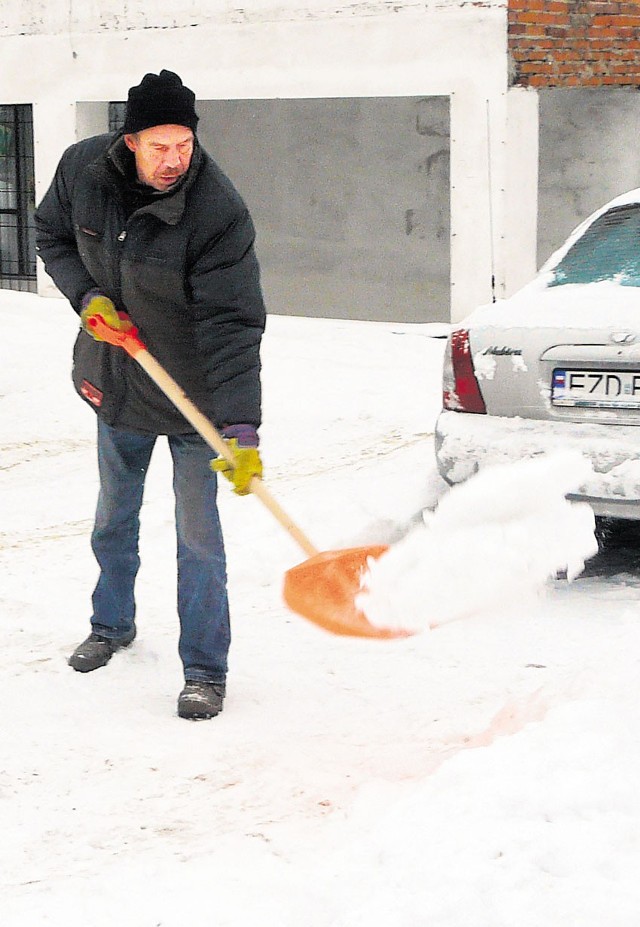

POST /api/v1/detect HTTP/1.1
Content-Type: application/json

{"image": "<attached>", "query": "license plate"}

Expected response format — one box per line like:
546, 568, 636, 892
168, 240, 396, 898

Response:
552, 368, 640, 409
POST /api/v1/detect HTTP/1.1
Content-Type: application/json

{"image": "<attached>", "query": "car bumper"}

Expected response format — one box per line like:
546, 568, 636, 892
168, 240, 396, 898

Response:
435, 409, 640, 519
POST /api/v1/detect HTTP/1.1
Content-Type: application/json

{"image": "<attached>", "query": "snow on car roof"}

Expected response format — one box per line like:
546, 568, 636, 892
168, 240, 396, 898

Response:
460, 188, 640, 331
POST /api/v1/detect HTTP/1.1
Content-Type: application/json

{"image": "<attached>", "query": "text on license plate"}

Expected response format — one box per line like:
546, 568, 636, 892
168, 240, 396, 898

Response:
552, 368, 640, 408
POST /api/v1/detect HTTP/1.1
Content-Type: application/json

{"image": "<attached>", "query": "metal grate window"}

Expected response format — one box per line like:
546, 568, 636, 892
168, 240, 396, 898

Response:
109, 102, 126, 133
0, 105, 36, 293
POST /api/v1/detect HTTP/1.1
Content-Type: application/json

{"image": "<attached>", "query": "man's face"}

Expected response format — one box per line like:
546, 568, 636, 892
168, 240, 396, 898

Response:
124, 124, 194, 191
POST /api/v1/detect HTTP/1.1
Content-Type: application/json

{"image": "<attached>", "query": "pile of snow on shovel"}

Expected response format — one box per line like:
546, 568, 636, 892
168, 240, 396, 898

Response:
359, 451, 599, 633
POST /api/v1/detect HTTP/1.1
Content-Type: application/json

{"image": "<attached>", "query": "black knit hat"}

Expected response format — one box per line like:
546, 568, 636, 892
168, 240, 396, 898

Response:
123, 70, 199, 134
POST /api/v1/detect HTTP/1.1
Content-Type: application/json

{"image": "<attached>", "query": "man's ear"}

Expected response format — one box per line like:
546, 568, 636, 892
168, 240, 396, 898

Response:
123, 134, 138, 152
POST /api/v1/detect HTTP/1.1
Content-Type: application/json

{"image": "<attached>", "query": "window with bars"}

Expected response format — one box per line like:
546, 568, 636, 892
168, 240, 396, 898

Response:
0, 104, 36, 293
109, 102, 126, 133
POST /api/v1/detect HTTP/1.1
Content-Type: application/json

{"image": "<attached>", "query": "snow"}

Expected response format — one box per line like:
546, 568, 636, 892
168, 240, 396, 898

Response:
465, 278, 640, 331
3, 290, 640, 925
436, 409, 640, 501
460, 182, 640, 329
359, 452, 598, 632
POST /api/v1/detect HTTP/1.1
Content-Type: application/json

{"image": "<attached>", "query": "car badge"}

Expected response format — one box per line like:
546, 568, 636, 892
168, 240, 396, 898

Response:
610, 331, 637, 344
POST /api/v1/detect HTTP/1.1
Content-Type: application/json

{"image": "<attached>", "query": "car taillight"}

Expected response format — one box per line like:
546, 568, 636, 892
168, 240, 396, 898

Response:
442, 328, 486, 413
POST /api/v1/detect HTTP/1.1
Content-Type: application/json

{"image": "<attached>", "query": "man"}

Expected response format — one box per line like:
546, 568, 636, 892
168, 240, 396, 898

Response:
35, 70, 266, 720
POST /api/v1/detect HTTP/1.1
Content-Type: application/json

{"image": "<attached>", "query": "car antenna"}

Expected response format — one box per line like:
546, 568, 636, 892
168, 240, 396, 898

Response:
486, 99, 497, 303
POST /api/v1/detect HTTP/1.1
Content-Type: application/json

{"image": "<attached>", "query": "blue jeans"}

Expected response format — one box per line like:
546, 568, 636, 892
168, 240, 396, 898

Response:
90, 420, 230, 684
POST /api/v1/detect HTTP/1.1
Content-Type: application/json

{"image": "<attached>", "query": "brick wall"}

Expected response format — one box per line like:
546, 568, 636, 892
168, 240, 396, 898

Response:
509, 1, 640, 87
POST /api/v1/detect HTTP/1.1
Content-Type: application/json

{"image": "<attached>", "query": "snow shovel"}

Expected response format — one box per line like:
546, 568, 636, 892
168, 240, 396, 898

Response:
86, 316, 410, 640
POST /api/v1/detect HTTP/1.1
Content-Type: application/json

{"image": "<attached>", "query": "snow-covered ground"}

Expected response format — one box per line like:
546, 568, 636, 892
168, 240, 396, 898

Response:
3, 290, 640, 925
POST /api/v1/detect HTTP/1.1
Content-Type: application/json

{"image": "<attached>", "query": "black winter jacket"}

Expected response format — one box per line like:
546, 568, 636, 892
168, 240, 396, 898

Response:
35, 133, 266, 435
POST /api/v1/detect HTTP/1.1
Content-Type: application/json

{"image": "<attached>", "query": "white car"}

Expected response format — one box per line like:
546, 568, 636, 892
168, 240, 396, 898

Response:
435, 188, 640, 520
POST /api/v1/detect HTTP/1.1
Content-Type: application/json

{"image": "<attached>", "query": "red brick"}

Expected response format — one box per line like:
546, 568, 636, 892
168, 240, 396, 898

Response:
519, 61, 556, 73
517, 10, 568, 23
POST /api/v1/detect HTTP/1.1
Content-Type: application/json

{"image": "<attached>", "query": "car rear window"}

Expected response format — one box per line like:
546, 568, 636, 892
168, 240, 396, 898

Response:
549, 203, 640, 287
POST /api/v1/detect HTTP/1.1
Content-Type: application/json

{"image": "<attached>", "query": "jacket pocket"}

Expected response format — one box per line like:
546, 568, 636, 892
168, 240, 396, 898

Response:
72, 329, 126, 424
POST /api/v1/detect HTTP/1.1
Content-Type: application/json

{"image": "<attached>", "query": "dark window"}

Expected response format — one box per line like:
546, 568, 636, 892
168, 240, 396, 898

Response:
109, 102, 126, 133
549, 204, 640, 288
0, 105, 36, 293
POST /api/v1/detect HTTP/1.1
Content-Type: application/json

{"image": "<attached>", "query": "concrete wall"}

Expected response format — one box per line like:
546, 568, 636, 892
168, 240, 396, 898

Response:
198, 97, 450, 322
1, 0, 528, 323
537, 88, 640, 267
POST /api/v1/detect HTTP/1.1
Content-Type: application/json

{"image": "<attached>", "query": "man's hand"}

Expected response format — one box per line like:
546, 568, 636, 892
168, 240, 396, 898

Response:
80, 291, 133, 342
211, 425, 263, 495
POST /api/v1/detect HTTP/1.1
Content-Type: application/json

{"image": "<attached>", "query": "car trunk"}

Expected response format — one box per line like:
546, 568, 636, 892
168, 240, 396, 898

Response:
464, 282, 640, 427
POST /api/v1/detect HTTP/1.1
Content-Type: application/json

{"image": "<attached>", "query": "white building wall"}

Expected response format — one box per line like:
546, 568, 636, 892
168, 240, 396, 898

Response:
0, 0, 538, 322
2, 0, 507, 33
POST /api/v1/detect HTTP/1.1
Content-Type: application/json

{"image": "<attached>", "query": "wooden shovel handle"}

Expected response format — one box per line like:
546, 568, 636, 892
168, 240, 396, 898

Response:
87, 315, 320, 559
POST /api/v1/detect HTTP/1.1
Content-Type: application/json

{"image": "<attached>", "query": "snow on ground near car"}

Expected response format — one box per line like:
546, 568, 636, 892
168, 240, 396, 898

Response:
360, 452, 598, 632
2, 291, 640, 926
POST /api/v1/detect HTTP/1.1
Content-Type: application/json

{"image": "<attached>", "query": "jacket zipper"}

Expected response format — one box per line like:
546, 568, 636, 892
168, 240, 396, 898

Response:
112, 228, 127, 306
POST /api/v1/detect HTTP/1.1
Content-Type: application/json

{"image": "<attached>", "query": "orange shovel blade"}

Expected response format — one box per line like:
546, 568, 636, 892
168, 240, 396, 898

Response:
283, 545, 412, 639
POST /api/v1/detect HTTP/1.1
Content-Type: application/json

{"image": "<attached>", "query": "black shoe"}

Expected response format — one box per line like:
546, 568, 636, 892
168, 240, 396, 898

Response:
177, 681, 225, 720
68, 627, 136, 673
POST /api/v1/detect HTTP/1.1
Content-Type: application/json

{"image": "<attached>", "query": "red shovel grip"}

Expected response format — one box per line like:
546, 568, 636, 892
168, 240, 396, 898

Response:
87, 314, 147, 358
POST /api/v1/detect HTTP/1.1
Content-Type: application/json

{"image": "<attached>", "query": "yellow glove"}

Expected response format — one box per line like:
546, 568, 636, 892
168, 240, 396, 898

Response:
211, 438, 263, 496
80, 292, 133, 342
